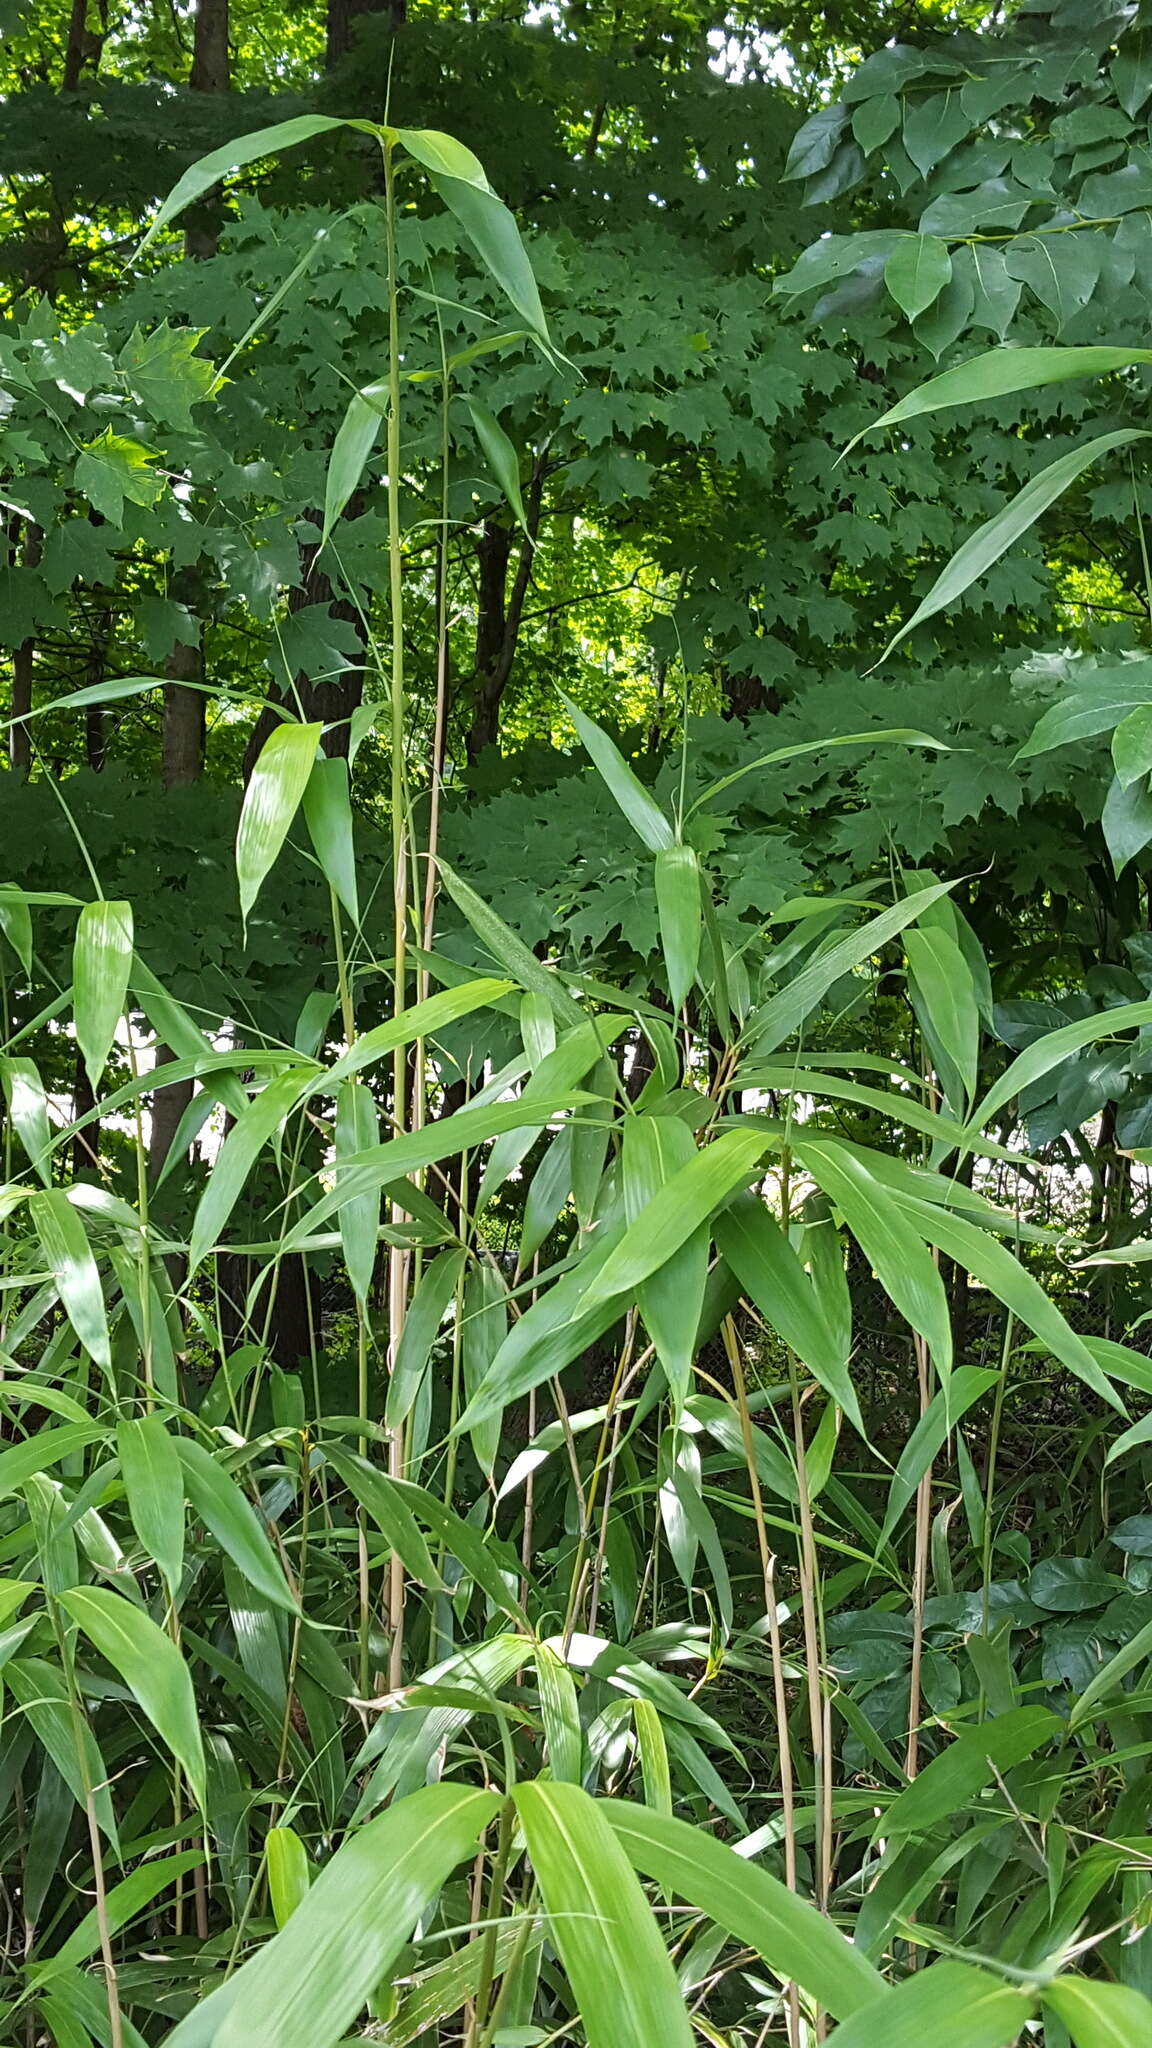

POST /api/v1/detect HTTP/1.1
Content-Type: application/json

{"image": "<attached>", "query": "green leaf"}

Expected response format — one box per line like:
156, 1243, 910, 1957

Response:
465, 395, 528, 532
1044, 1978, 1152, 2045
578, 1128, 768, 1311
559, 691, 674, 851
140, 115, 358, 248
1103, 771, 1152, 876
880, 431, 1150, 661
188, 1065, 313, 1270
1017, 661, 1152, 760
604, 1800, 884, 2018
0, 887, 32, 972
0, 1424, 102, 1497
536, 1642, 583, 1784
201, 1785, 501, 2048
796, 1139, 952, 1373
885, 236, 952, 321
61, 1585, 206, 1807
970, 997, 1152, 1131
437, 860, 584, 1025
283, 1090, 593, 1248
321, 383, 386, 546
848, 346, 1152, 453
0, 1056, 52, 1183
428, 171, 550, 344
393, 127, 490, 186
33, 1849, 205, 1981
335, 1078, 379, 1305
118, 322, 215, 429
893, 1190, 1123, 1414
73, 900, 133, 1090
748, 880, 956, 1052
302, 754, 359, 924
880, 1366, 1000, 1545
715, 1196, 864, 1435
117, 1414, 184, 1597
881, 1706, 1062, 1838
266, 1825, 311, 1929
1112, 702, 1152, 786
905, 925, 979, 1111
687, 728, 945, 820
387, 1248, 467, 1428
825, 1960, 1034, 2048
623, 1115, 708, 1410
321, 977, 515, 1090
1069, 1615, 1152, 1729
654, 846, 701, 1014
514, 1780, 694, 2048
28, 1190, 109, 1370
177, 1438, 298, 1614
321, 1445, 444, 1592
73, 431, 161, 526
236, 722, 323, 929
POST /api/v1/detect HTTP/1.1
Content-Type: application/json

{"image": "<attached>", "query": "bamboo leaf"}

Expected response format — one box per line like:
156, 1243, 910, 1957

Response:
267, 1825, 311, 1928
514, 1779, 694, 2048
117, 1413, 184, 1597
604, 1800, 884, 2018
428, 171, 550, 343
321, 381, 386, 545
235, 722, 323, 929
188, 1064, 314, 1270
848, 345, 1152, 454
715, 1195, 864, 1435
824, 1959, 1034, 2047
73, 900, 133, 1090
302, 754, 359, 923
893, 1190, 1124, 1414
559, 691, 673, 851
879, 432, 1149, 661
61, 1585, 206, 1808
177, 1438, 298, 1614
655, 845, 702, 1014
465, 394, 528, 532
748, 881, 956, 1052
386, 1248, 467, 1428
28, 1190, 110, 1370
579, 1128, 767, 1312
437, 860, 584, 1024
321, 1445, 445, 1591
796, 1140, 952, 1373
201, 1784, 501, 2048
334, 1078, 380, 1305
881, 1706, 1061, 1839
1043, 1976, 1152, 2045
141, 115, 360, 248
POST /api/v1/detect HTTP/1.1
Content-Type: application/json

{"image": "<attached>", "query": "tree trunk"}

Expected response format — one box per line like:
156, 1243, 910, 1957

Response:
327, 0, 406, 69
10, 640, 32, 772
463, 464, 547, 762
162, 635, 205, 788
190, 0, 229, 92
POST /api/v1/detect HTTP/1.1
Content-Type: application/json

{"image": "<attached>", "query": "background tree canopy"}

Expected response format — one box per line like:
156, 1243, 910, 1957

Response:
6, 3, 1152, 2045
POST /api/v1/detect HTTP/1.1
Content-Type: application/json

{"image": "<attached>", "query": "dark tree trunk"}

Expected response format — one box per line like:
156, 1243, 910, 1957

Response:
162, 635, 206, 788
190, 0, 229, 92
10, 640, 32, 773
463, 464, 546, 762
61, 0, 104, 91
326, 0, 406, 68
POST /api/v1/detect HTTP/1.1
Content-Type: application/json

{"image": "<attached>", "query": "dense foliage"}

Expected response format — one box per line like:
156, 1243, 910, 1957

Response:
4, 2, 1152, 2044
